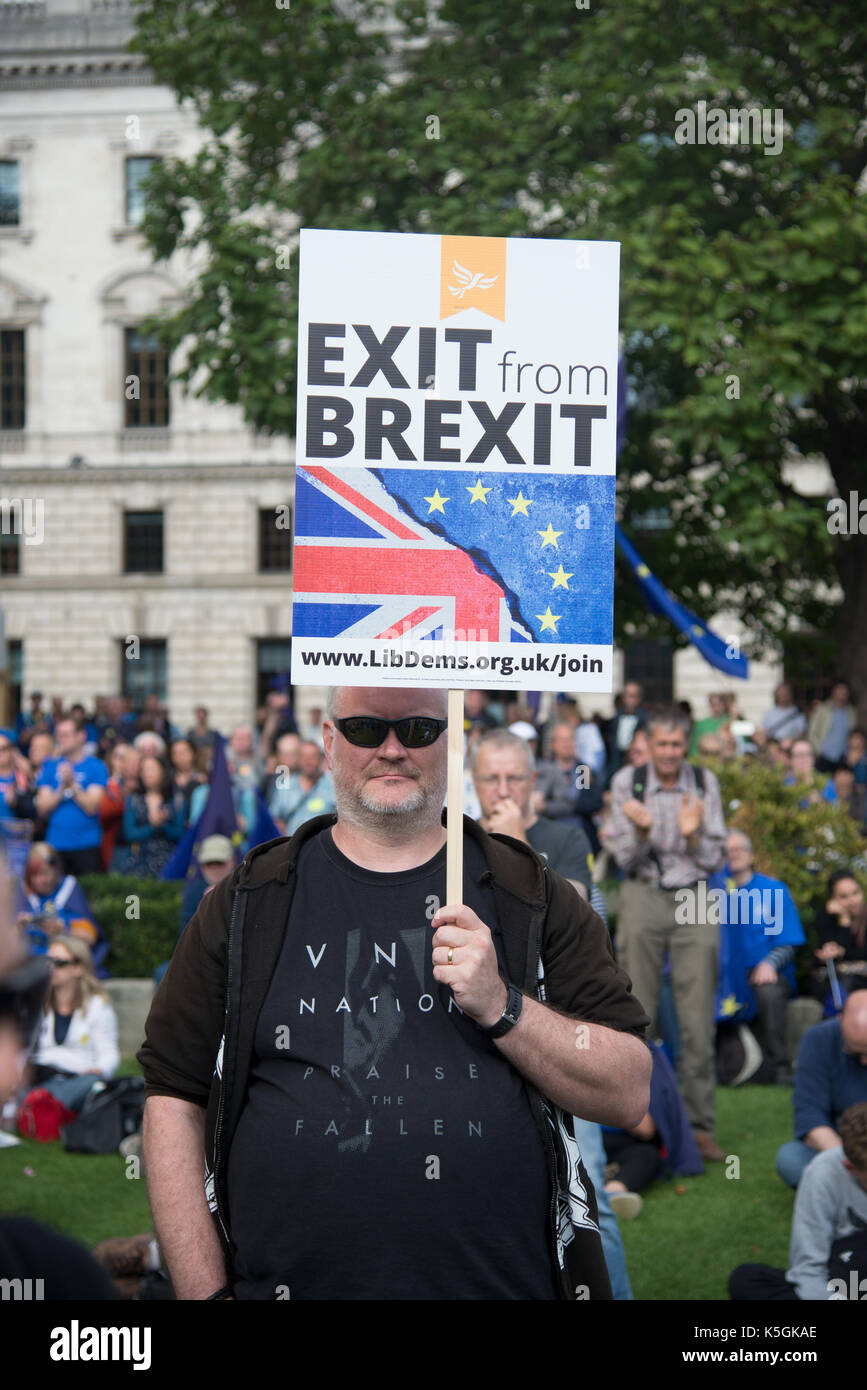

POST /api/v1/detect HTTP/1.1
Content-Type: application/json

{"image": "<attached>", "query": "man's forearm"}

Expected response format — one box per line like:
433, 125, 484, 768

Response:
143, 1095, 229, 1299
804, 1125, 840, 1152
493, 997, 651, 1126
36, 787, 63, 816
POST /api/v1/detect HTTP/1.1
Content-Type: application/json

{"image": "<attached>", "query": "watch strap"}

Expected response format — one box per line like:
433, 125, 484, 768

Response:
480, 981, 523, 1038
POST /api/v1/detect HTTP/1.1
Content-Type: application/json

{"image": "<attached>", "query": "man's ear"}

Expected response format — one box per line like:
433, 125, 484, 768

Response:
322, 720, 335, 766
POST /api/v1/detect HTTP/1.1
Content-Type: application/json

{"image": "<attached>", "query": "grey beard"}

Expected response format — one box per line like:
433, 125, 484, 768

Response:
333, 766, 447, 836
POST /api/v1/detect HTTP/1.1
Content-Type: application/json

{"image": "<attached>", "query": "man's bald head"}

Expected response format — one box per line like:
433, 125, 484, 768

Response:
841, 991, 867, 1063
327, 685, 448, 721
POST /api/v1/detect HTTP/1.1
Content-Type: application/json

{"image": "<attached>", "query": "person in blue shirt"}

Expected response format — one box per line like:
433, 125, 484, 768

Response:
12, 842, 110, 977
35, 715, 108, 877
776, 992, 867, 1188
710, 829, 806, 1085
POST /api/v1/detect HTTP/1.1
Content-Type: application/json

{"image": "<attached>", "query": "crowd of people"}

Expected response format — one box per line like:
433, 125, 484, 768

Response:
1, 675, 866, 1301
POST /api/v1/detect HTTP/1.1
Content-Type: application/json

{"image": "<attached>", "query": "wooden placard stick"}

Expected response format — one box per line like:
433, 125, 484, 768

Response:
446, 688, 464, 907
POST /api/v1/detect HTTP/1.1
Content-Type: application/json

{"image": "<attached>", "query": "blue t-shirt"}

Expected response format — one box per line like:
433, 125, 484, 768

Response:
793, 1019, 867, 1140
37, 757, 108, 851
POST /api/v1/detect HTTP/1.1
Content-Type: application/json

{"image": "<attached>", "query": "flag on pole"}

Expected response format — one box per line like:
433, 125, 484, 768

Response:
615, 526, 749, 679
160, 734, 242, 880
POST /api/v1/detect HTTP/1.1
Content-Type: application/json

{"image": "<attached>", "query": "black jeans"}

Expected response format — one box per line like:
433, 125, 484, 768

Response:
603, 1130, 663, 1193
56, 847, 103, 877
729, 1264, 800, 1300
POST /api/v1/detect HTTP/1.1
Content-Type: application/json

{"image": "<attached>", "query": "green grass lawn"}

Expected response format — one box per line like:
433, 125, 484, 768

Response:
621, 1086, 795, 1299
1, 1066, 796, 1299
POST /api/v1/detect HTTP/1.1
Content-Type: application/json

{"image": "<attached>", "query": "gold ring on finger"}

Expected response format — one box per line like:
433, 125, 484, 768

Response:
447, 947, 454, 965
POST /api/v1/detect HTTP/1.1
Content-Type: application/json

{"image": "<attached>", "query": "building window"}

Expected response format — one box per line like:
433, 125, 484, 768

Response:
256, 638, 292, 709
124, 510, 164, 573
624, 638, 673, 707
120, 638, 167, 708
0, 162, 20, 227
259, 506, 293, 573
0, 329, 25, 429
0, 528, 20, 576
125, 327, 170, 427
125, 156, 158, 226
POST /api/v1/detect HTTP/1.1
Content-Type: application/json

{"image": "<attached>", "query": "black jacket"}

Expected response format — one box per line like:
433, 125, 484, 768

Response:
138, 812, 650, 1300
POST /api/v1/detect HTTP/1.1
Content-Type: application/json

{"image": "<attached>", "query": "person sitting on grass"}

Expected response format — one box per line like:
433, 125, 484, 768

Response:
13, 842, 109, 977
708, 830, 805, 1086
811, 870, 867, 1010
601, 1039, 704, 1219
730, 1101, 867, 1300
775, 991, 867, 1189
29, 936, 119, 1114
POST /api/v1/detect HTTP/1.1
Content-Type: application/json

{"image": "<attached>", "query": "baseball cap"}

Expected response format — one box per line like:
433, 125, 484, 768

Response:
198, 835, 234, 864
510, 721, 538, 743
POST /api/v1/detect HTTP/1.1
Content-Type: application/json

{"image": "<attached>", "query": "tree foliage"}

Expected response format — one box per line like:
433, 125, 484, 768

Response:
710, 757, 867, 929
131, 0, 867, 694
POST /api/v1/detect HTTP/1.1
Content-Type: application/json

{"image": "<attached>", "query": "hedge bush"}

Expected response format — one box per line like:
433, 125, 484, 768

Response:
79, 873, 183, 978
707, 758, 867, 929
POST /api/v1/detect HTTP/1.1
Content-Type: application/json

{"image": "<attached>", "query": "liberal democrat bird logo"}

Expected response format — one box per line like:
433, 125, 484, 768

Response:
448, 259, 499, 300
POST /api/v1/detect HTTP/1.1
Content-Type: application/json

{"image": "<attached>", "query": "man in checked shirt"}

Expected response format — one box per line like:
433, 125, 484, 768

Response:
608, 707, 727, 1161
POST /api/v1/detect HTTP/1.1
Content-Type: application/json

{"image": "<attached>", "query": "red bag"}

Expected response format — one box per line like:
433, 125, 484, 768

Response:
17, 1088, 78, 1142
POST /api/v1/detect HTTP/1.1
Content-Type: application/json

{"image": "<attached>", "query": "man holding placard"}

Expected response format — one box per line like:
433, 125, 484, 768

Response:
139, 684, 651, 1300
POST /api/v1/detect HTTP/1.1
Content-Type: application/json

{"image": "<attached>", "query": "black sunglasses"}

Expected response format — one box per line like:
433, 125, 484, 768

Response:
333, 716, 447, 749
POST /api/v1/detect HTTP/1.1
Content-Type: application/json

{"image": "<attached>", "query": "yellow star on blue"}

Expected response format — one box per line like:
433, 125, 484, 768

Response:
424, 488, 449, 515
536, 606, 561, 634
548, 564, 573, 590
508, 491, 532, 517
537, 522, 562, 549
466, 479, 492, 504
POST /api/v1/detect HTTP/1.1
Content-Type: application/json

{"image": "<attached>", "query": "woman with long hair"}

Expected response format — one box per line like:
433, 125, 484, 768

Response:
812, 870, 867, 1008
169, 738, 206, 827
117, 754, 185, 877
31, 935, 119, 1111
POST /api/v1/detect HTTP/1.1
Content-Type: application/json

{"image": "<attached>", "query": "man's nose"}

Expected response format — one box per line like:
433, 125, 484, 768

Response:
377, 728, 406, 757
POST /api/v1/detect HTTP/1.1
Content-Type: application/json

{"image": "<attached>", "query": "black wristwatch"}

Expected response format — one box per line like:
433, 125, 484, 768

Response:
480, 981, 523, 1038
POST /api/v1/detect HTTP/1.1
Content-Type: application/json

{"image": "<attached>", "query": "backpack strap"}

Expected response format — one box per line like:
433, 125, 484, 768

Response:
633, 762, 704, 797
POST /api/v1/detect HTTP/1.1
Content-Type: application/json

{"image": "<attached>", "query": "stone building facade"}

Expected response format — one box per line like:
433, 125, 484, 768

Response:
0, 0, 817, 735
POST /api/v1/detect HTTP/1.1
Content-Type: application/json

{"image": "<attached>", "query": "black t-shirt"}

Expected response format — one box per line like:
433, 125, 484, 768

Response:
0, 1217, 118, 1300
226, 828, 557, 1300
526, 816, 592, 892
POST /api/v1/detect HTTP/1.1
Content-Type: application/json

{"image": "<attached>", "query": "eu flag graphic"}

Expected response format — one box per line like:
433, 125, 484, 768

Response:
293, 465, 614, 646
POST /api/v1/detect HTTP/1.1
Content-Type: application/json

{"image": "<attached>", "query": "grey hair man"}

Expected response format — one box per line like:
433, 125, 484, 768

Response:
471, 728, 592, 900
139, 684, 650, 1302
607, 706, 727, 1160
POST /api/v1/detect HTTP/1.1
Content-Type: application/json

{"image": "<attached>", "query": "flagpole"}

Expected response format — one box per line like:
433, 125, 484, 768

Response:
447, 689, 464, 908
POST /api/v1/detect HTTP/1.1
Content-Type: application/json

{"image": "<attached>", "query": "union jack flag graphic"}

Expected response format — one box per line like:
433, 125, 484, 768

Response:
292, 465, 614, 646
293, 466, 526, 643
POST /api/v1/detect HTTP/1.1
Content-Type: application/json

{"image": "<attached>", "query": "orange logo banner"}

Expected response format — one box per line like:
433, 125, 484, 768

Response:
439, 236, 507, 320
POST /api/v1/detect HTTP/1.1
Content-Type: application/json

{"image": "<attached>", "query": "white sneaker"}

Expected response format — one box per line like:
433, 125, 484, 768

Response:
608, 1191, 643, 1220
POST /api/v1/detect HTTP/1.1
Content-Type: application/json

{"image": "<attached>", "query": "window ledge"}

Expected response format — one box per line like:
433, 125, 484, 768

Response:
0, 226, 33, 243
119, 429, 171, 451
111, 225, 145, 241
